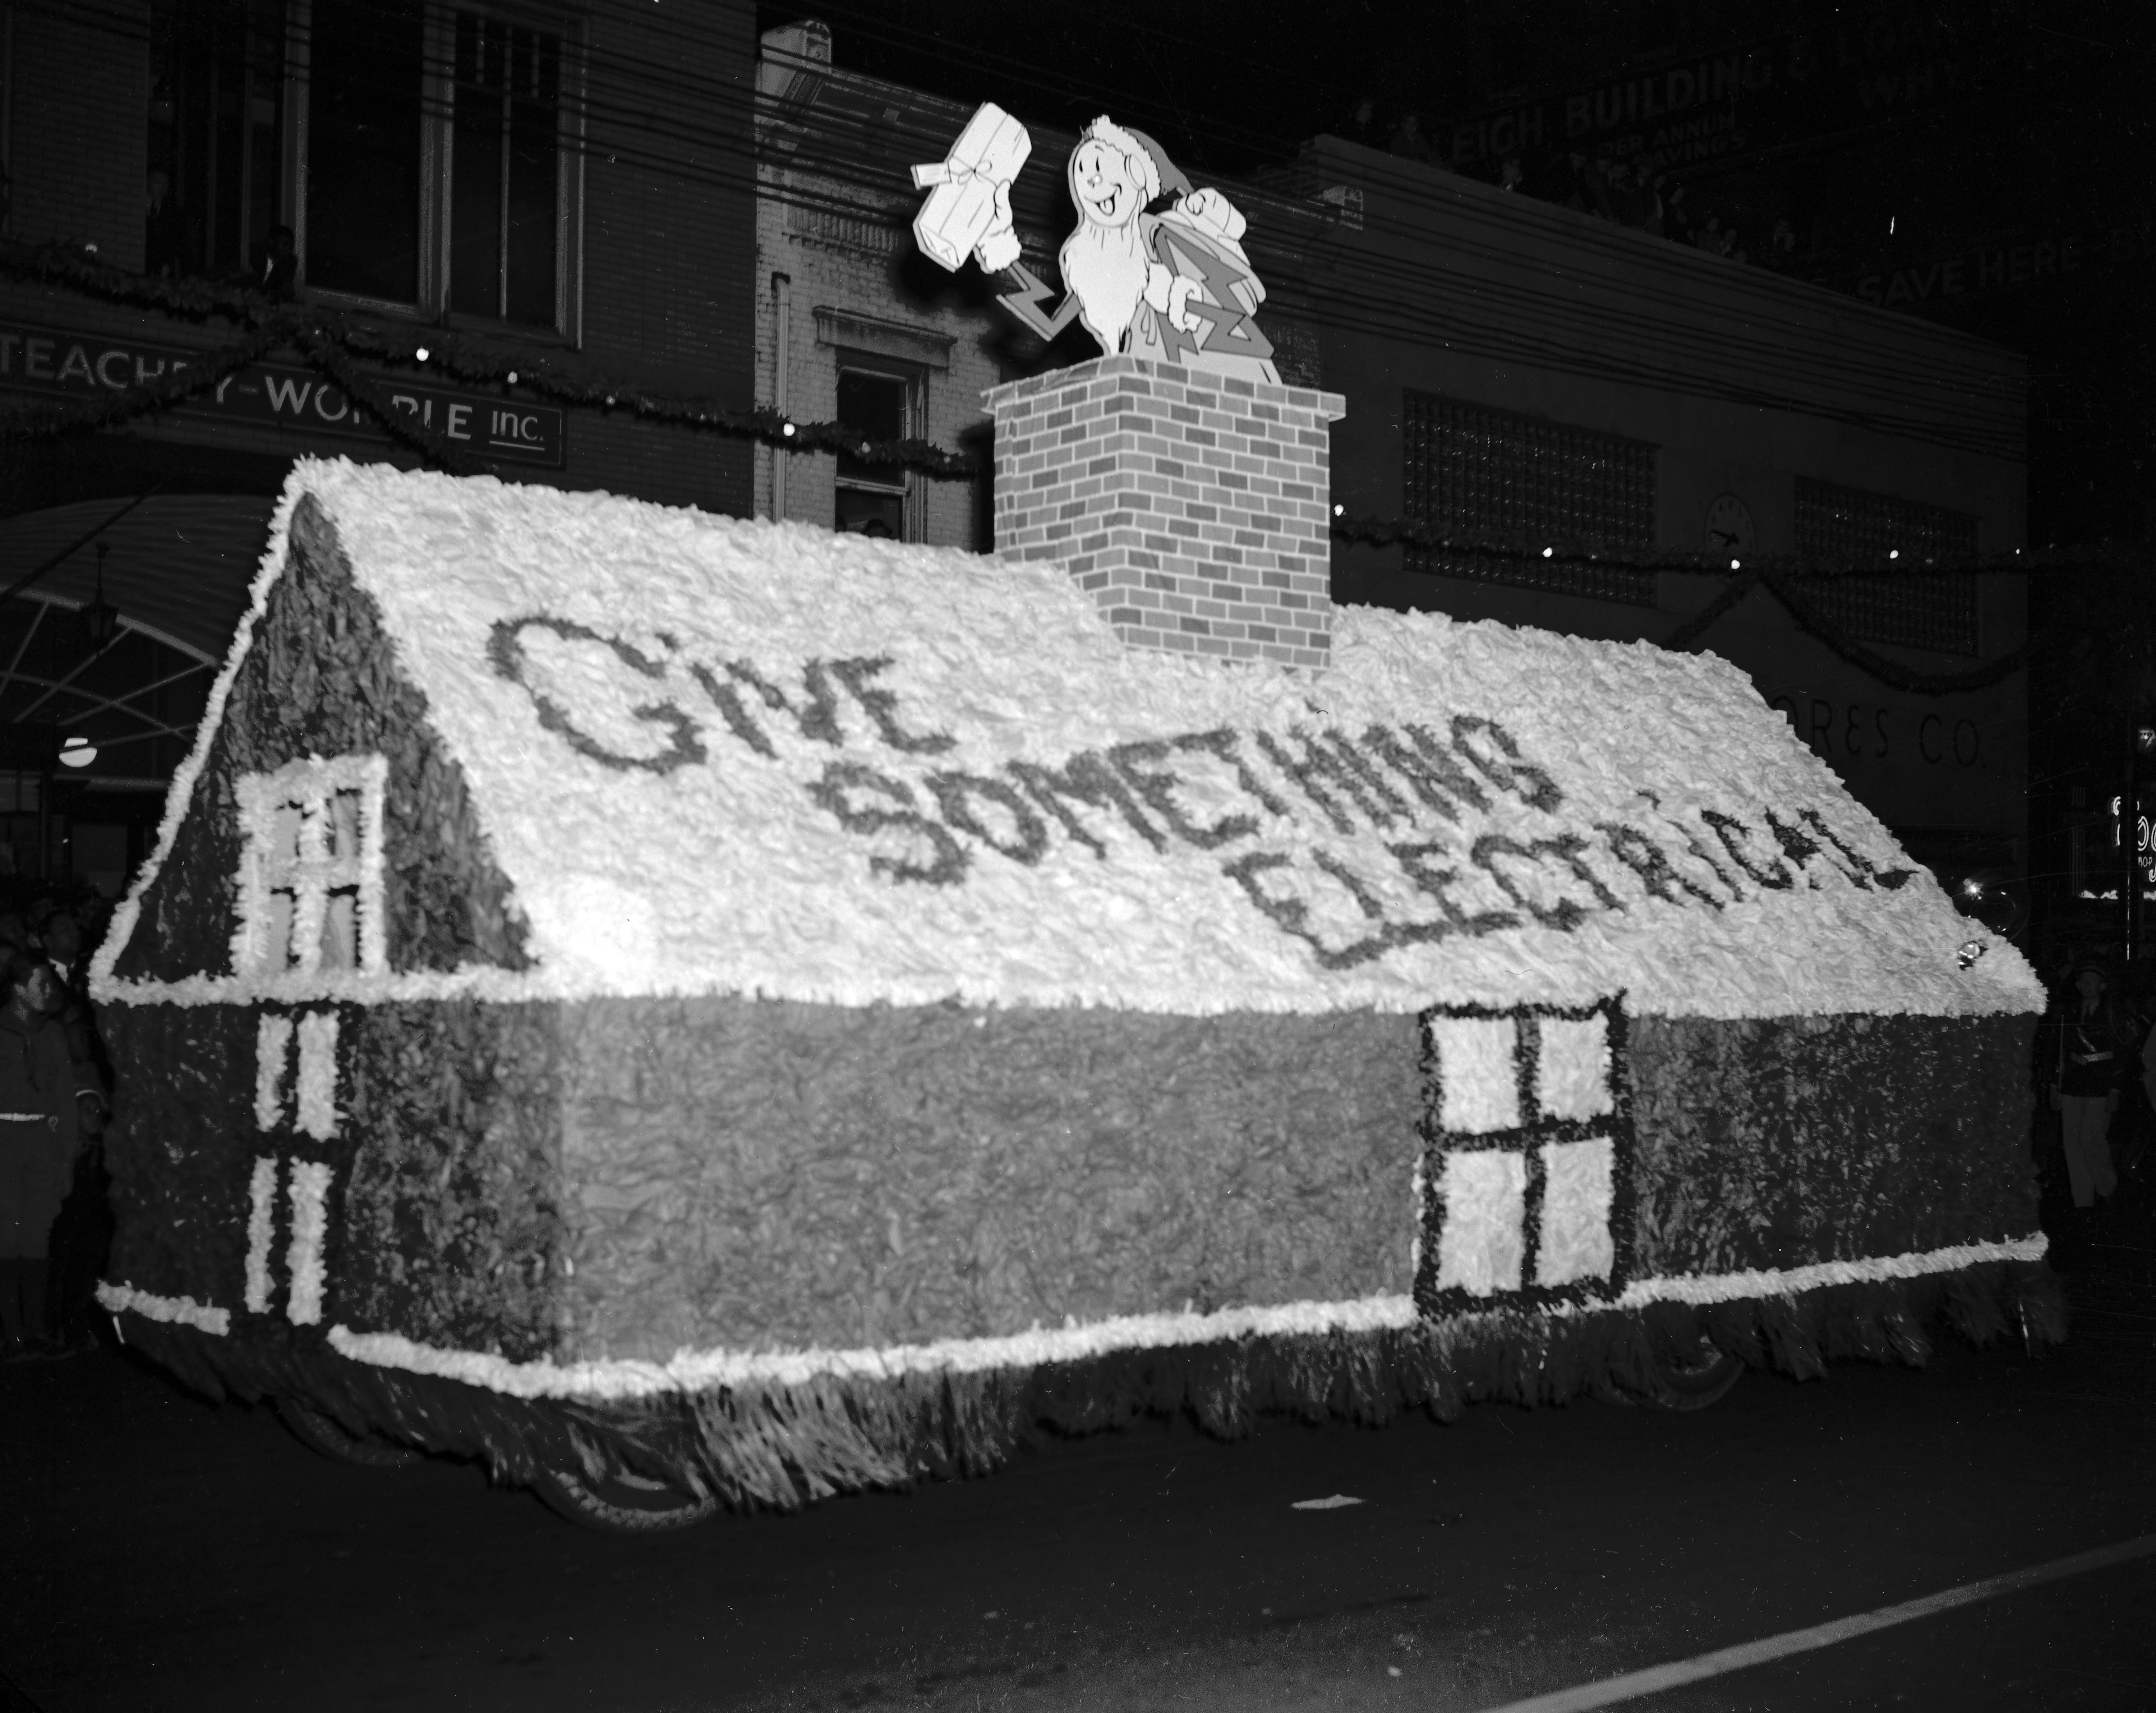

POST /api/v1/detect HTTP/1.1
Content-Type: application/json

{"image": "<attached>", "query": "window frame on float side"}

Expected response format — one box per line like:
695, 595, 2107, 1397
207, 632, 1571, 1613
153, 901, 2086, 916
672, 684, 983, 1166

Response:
831, 351, 924, 542
281, 0, 586, 341
231, 754, 389, 980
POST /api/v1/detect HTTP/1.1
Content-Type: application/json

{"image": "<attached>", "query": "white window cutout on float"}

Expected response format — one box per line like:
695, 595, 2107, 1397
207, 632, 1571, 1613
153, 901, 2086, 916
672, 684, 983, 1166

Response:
1537, 1016, 1613, 1121
1423, 1000, 1627, 1304
1429, 1014, 1520, 1134
254, 1014, 294, 1131
1434, 1149, 1528, 1295
241, 1150, 339, 1325
231, 755, 388, 978
285, 1161, 333, 1326
243, 1155, 278, 1314
1537, 1137, 1617, 1286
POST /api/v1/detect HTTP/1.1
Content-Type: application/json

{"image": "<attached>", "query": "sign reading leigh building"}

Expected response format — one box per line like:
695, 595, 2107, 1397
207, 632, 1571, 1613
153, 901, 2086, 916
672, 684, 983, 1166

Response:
0, 322, 565, 468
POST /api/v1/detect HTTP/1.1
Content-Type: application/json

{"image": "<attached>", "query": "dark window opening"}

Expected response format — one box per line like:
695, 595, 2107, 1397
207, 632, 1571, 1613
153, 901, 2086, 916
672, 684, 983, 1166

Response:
1792, 479, 1979, 655
835, 363, 917, 538
450, 10, 562, 325
1403, 392, 1658, 606
146, 0, 285, 282
305, 0, 425, 303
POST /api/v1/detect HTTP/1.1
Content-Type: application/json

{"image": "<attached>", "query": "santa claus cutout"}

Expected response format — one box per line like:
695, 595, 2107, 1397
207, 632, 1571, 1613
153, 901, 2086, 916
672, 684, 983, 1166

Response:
912, 110, 1280, 385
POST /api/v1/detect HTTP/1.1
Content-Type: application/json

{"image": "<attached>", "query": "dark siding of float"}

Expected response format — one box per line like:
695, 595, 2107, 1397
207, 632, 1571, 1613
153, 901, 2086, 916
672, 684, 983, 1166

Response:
103, 993, 2038, 1369
105, 1003, 262, 1316
554, 997, 1426, 1361
105, 998, 567, 1363
337, 1001, 565, 1362
109, 494, 530, 986
1628, 1010, 2040, 1277
550, 999, 2040, 1362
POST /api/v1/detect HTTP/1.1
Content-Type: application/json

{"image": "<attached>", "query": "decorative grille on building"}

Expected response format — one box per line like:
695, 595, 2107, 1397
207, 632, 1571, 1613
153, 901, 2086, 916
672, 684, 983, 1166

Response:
1792, 479, 1980, 656
1402, 393, 1658, 606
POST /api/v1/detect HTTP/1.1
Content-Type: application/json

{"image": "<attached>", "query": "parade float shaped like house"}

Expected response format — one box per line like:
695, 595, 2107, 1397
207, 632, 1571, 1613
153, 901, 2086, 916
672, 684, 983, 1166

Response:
92, 456, 2058, 1512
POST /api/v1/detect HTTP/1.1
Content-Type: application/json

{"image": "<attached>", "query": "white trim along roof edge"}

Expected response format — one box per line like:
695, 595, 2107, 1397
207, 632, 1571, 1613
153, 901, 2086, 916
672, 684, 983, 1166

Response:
89, 460, 2044, 1023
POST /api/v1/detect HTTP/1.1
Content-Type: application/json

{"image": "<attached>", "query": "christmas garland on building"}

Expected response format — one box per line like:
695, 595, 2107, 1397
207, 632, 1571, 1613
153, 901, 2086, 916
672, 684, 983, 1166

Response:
0, 239, 2118, 700
0, 241, 975, 480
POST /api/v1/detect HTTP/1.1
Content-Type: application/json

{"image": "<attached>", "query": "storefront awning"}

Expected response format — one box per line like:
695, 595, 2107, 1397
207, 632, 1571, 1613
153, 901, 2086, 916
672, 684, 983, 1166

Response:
0, 495, 274, 665
0, 496, 275, 788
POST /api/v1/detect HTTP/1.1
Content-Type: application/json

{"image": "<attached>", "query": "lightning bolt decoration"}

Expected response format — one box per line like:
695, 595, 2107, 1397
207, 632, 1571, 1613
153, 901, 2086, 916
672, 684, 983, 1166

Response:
996, 261, 1084, 345
1149, 226, 1276, 371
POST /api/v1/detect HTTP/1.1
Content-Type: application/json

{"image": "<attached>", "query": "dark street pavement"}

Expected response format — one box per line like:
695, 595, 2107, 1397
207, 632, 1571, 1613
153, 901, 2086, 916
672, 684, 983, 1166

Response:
5, 1217, 2153, 1713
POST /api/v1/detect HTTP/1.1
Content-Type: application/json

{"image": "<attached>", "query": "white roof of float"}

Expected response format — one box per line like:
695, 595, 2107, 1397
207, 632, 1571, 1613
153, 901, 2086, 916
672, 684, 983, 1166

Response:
96, 459, 2040, 1020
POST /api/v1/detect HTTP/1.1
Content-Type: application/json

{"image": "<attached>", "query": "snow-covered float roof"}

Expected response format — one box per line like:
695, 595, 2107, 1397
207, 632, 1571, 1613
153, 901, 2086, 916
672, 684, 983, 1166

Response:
96, 459, 2039, 1020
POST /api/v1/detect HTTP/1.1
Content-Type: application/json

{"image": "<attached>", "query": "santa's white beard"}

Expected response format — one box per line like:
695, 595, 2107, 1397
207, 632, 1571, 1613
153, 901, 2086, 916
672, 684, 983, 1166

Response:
1061, 218, 1150, 355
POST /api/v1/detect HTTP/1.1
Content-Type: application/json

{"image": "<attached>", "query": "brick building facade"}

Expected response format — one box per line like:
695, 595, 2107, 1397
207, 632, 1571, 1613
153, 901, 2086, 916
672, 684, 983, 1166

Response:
755, 20, 2032, 908
0, 0, 758, 884
750, 20, 1328, 551
3, 0, 757, 516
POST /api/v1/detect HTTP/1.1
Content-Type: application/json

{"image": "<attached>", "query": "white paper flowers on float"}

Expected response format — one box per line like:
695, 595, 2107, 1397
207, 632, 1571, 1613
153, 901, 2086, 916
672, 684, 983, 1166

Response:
1430, 1014, 1521, 1134
1537, 1016, 1613, 1122
1535, 1138, 1617, 1287
93, 460, 2046, 1028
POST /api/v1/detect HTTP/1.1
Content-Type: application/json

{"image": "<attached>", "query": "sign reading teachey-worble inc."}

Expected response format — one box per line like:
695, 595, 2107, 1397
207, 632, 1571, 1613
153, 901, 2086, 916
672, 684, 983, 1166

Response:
489, 614, 1918, 976
0, 321, 565, 467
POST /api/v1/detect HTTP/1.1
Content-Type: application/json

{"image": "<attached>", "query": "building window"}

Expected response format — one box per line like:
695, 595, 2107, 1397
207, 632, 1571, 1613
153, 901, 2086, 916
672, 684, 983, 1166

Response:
834, 358, 920, 539
1792, 479, 1979, 656
448, 11, 562, 323
304, 0, 424, 304
146, 0, 287, 281
1402, 393, 1658, 606
291, 0, 580, 332
232, 754, 388, 979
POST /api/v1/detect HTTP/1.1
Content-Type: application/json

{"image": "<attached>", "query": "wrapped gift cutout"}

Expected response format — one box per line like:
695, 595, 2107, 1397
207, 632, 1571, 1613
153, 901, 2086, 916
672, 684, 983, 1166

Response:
1416, 998, 1634, 1314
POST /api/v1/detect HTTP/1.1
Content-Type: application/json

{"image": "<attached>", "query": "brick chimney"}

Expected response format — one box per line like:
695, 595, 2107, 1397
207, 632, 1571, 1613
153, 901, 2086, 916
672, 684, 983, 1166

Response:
983, 355, 1347, 670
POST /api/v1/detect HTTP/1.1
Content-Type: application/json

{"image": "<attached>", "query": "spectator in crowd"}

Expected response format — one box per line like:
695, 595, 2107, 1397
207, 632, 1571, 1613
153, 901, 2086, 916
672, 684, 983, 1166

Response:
2142, 1003, 2156, 1142
31, 901, 110, 1351
1497, 156, 1524, 193
1576, 155, 1616, 220
0, 950, 101, 1358
1662, 182, 1695, 247
1692, 213, 1744, 261
1557, 153, 1593, 215
1343, 96, 1383, 149
254, 225, 298, 300
144, 168, 192, 279
30, 899, 85, 994
2050, 959, 2131, 1223
1387, 114, 1438, 165
1603, 158, 1665, 237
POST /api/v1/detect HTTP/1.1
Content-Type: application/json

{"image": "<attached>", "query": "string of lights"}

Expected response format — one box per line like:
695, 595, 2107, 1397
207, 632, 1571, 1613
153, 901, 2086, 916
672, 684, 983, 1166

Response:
1654, 566, 2029, 695
0, 243, 2114, 701
66, 0, 2031, 461
1740, 570, 2031, 697
74, 0, 2020, 441
0, 243, 977, 479
1, 240, 2123, 564
1327, 508, 2118, 581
